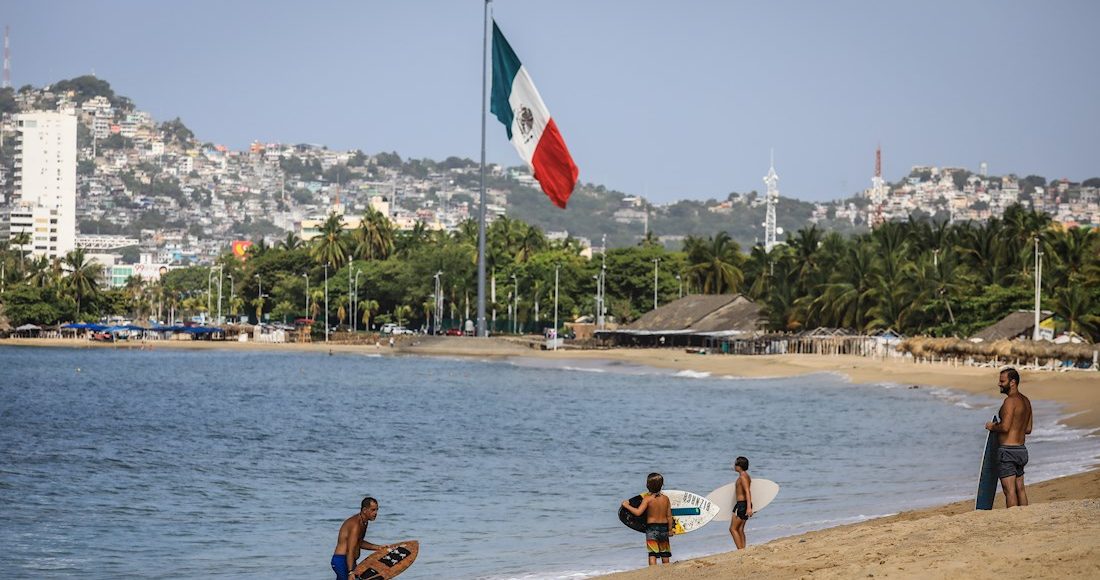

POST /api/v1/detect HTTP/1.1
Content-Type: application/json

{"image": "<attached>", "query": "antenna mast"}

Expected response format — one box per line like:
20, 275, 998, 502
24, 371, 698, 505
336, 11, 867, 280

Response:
763, 150, 779, 252
3, 25, 10, 89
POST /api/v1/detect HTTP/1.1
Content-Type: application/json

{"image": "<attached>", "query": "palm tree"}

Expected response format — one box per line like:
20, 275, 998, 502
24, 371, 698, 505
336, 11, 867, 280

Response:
25, 255, 55, 289
10, 230, 31, 275
959, 220, 1012, 287
684, 232, 744, 294
278, 232, 303, 251
1050, 284, 1100, 342
1045, 226, 1098, 290
309, 288, 324, 320
395, 221, 429, 257
743, 244, 774, 301
394, 304, 412, 327
360, 299, 379, 331
514, 223, 547, 263
124, 276, 148, 320
454, 218, 479, 247
252, 295, 265, 324
809, 243, 878, 330
353, 206, 395, 260
336, 296, 348, 329
422, 299, 434, 331
312, 212, 349, 268
63, 248, 102, 320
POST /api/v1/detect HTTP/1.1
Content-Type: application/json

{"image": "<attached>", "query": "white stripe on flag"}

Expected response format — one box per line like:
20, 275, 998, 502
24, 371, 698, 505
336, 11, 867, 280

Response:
506, 66, 551, 165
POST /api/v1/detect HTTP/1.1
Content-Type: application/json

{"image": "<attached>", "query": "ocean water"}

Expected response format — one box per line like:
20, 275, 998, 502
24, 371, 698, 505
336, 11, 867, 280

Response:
0, 347, 1096, 579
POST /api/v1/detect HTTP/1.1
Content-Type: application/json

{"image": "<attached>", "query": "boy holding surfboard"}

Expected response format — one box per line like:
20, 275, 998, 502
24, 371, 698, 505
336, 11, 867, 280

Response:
620, 473, 675, 566
730, 456, 753, 549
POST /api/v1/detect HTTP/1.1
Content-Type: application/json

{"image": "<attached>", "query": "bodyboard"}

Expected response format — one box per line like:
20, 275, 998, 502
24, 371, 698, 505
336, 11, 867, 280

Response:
705, 478, 781, 523
976, 415, 1000, 510
351, 540, 419, 580
617, 489, 720, 535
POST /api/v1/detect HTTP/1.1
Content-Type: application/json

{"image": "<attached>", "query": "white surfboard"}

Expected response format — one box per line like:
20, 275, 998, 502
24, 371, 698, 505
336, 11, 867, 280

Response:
705, 478, 780, 522
619, 489, 721, 535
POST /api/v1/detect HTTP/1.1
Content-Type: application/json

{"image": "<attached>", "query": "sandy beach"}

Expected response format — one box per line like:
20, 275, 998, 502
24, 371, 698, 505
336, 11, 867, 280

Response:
5, 336, 1099, 577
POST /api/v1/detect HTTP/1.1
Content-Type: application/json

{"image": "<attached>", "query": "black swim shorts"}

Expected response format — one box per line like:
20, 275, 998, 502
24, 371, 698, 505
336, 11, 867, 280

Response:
733, 500, 749, 521
998, 444, 1028, 479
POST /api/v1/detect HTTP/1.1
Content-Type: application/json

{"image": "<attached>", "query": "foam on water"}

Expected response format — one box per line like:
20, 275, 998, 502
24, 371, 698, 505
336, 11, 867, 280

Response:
673, 369, 712, 379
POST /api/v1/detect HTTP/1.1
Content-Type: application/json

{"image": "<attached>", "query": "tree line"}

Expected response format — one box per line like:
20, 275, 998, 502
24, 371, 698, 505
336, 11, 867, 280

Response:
1, 204, 1097, 341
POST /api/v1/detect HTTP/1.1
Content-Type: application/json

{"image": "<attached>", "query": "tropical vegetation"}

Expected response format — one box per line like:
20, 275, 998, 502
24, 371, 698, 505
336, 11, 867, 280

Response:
0, 205, 1097, 341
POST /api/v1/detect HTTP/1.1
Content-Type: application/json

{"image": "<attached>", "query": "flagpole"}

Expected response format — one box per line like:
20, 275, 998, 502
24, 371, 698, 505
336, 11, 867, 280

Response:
477, 0, 492, 337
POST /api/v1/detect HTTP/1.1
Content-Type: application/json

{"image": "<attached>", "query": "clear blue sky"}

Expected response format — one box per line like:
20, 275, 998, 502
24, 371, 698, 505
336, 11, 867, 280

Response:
8, 1, 1099, 203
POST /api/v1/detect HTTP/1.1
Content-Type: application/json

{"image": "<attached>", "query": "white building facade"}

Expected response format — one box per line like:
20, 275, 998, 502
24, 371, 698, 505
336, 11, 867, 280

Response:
7, 111, 78, 260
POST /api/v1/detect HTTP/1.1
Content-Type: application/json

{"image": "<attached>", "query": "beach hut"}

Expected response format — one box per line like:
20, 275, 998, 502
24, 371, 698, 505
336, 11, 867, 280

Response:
14, 323, 42, 338
970, 310, 1054, 343
595, 294, 764, 348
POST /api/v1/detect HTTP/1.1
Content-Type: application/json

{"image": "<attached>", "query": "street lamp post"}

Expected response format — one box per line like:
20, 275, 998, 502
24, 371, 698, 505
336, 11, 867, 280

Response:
1033, 237, 1043, 341
676, 274, 682, 298
652, 258, 660, 310
511, 273, 518, 335
214, 265, 223, 325
353, 269, 363, 333
433, 271, 442, 335
324, 263, 329, 343
302, 273, 309, 320
599, 234, 607, 330
592, 274, 601, 328
553, 264, 560, 351
254, 273, 262, 324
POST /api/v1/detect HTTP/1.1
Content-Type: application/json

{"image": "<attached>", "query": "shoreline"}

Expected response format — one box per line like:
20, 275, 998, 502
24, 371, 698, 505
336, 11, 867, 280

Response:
5, 337, 1099, 577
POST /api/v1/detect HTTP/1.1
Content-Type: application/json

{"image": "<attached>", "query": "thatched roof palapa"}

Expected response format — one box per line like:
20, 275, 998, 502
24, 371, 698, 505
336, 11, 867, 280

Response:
623, 294, 764, 335
971, 310, 1053, 342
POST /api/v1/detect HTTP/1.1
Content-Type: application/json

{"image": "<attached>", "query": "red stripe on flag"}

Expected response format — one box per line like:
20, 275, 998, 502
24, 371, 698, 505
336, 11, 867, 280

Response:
530, 118, 578, 209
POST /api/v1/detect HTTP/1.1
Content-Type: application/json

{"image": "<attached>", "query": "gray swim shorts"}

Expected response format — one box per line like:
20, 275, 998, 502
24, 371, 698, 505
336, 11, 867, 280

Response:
998, 445, 1028, 478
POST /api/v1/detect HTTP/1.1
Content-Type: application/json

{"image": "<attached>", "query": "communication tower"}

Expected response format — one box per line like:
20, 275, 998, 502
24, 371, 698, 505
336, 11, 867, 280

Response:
763, 151, 779, 252
3, 26, 10, 89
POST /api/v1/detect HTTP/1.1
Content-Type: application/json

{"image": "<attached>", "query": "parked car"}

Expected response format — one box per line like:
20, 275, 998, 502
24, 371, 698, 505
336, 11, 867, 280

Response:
392, 326, 414, 335
444, 328, 463, 336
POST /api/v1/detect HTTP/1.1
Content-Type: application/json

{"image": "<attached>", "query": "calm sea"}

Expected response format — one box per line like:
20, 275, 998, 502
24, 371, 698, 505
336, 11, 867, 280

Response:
1, 347, 1096, 579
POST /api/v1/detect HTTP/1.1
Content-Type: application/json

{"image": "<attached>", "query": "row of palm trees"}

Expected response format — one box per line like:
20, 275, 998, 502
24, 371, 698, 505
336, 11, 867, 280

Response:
1, 204, 1096, 340
737, 206, 1099, 339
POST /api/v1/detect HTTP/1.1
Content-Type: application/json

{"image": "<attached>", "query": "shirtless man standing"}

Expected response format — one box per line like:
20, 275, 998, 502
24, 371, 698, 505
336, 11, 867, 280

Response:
331, 497, 386, 580
985, 368, 1033, 508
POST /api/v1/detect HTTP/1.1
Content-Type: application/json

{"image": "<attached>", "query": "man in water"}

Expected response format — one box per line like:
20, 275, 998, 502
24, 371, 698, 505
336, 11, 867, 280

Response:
985, 367, 1033, 508
332, 497, 386, 580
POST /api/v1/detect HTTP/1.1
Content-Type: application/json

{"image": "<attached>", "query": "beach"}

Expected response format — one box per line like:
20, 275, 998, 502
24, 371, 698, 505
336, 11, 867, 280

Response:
4, 336, 1099, 578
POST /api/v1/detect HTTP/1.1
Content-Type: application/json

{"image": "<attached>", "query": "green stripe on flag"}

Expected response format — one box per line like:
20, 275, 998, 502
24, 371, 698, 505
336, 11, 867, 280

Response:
491, 21, 522, 140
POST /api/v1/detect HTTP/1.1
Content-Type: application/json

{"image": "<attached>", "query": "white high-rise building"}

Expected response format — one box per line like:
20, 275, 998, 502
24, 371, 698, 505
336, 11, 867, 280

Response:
6, 111, 78, 260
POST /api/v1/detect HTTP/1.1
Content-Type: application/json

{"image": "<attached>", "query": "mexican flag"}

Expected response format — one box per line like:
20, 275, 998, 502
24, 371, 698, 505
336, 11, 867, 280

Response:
491, 21, 579, 209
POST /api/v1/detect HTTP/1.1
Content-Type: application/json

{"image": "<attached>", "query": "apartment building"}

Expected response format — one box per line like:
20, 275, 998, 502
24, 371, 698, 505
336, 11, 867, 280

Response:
5, 111, 78, 260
